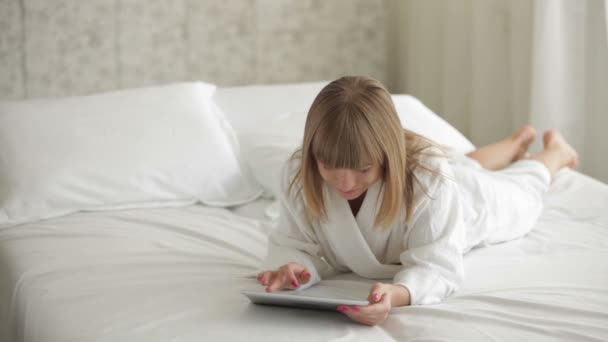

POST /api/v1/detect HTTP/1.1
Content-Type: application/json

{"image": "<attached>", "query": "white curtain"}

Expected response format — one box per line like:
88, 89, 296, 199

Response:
387, 0, 608, 182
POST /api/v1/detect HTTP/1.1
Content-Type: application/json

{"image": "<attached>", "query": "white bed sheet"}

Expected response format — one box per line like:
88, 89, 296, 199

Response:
0, 169, 607, 342
230, 198, 277, 222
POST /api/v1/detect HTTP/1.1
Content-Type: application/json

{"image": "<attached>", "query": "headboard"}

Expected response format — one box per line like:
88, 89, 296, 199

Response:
0, 0, 387, 100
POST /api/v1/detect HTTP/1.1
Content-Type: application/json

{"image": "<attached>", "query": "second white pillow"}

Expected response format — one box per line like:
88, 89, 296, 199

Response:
239, 94, 476, 199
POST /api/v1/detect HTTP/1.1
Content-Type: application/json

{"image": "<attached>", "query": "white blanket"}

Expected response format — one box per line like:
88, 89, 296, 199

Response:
0, 170, 607, 341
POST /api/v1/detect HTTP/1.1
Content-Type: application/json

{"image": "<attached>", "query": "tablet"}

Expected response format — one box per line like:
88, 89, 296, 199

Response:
241, 280, 371, 311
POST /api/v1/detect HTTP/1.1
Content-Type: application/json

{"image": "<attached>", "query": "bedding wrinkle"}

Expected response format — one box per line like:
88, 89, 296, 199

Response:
457, 310, 605, 342
117, 217, 265, 265
449, 289, 608, 340
397, 293, 608, 341
0, 204, 275, 341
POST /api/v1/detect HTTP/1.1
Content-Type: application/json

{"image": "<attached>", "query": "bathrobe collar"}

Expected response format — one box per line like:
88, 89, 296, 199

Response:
322, 180, 402, 279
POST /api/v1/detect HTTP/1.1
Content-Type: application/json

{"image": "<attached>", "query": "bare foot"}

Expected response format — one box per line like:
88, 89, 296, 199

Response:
512, 125, 537, 161
543, 130, 579, 169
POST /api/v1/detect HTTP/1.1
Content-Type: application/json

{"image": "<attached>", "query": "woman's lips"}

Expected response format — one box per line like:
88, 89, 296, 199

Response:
338, 189, 359, 197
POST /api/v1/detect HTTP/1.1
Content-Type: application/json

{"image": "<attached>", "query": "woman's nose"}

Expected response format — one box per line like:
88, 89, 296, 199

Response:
336, 171, 356, 191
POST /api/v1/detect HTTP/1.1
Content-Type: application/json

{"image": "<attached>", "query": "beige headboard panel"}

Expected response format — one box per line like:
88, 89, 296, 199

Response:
0, 0, 387, 100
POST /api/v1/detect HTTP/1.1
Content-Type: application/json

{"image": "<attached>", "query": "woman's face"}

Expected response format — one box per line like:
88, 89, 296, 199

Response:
317, 161, 383, 200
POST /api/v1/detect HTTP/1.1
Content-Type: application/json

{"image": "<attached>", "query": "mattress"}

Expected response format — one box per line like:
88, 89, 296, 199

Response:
0, 168, 607, 342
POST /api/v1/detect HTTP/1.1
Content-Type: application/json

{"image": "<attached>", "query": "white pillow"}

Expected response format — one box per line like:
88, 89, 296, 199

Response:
0, 82, 262, 228
214, 81, 329, 133
237, 94, 476, 199
392, 95, 475, 154
239, 112, 307, 198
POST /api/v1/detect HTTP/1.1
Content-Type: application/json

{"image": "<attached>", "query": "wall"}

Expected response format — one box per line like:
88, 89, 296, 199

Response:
385, 0, 534, 143
0, 0, 387, 100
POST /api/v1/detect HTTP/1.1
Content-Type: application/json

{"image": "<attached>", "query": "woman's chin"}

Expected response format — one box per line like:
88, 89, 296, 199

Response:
338, 189, 362, 200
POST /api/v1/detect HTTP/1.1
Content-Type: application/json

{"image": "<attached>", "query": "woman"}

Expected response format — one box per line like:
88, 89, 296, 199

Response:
256, 76, 578, 326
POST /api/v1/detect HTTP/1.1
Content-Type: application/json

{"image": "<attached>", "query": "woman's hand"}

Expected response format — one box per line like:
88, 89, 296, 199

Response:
256, 262, 312, 292
337, 282, 411, 326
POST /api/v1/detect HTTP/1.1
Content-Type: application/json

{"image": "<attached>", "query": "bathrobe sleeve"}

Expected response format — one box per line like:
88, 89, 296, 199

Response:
260, 160, 336, 290
393, 154, 466, 305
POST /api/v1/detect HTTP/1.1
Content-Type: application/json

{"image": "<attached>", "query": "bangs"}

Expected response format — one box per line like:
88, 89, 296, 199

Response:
311, 109, 384, 169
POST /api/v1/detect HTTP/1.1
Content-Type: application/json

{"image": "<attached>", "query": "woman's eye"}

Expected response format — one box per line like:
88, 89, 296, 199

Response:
360, 168, 371, 174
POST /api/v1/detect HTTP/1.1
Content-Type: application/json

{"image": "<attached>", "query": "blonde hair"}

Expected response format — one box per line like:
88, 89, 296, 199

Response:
289, 76, 442, 229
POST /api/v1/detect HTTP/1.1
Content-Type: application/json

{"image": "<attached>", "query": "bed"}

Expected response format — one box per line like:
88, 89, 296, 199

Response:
1, 82, 607, 342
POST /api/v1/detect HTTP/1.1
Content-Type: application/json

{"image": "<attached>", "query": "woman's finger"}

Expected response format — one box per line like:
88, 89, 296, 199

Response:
368, 282, 386, 303
286, 269, 300, 288
257, 271, 268, 285
264, 272, 273, 286
338, 306, 377, 326
258, 271, 270, 286
297, 270, 311, 284
339, 302, 389, 326
266, 272, 285, 292
280, 265, 300, 289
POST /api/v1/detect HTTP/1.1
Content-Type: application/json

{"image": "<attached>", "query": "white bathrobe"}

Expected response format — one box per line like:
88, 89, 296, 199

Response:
261, 148, 551, 305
